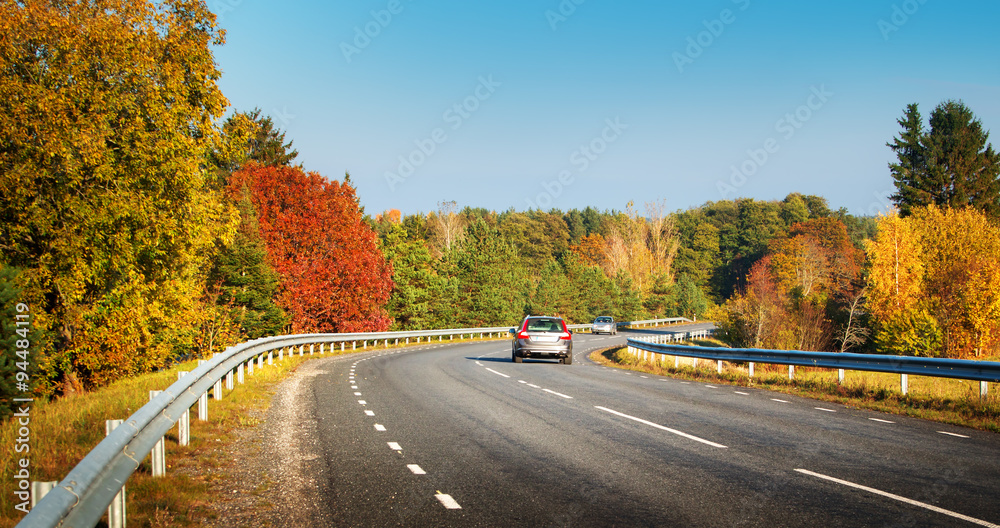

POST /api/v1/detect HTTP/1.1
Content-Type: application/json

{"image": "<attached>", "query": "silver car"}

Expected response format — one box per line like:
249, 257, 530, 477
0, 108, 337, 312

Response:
511, 316, 573, 364
592, 316, 617, 335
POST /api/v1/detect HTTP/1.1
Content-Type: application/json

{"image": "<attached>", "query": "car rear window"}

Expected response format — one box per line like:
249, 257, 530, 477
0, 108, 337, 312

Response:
526, 318, 563, 332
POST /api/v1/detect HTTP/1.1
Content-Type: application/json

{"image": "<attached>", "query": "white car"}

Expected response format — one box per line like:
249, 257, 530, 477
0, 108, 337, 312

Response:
592, 316, 617, 335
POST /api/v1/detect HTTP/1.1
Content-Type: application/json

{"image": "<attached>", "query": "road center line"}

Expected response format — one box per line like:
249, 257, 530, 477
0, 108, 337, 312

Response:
408, 464, 426, 475
869, 418, 895, 424
387, 442, 402, 451
938, 431, 971, 438
815, 407, 836, 413
542, 388, 573, 399
794, 468, 999, 527
595, 406, 727, 448
485, 368, 510, 378
435, 493, 462, 509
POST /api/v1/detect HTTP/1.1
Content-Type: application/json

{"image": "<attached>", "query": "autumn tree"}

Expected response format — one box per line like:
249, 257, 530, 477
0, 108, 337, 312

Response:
230, 164, 393, 333
889, 101, 1000, 217
427, 201, 466, 256
0, 0, 234, 389
866, 206, 1000, 357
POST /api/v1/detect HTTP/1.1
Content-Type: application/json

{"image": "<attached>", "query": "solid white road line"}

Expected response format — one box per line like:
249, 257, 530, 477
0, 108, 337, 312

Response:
595, 406, 727, 448
435, 493, 462, 509
485, 368, 511, 378
938, 431, 971, 438
543, 388, 573, 399
408, 464, 426, 475
794, 468, 999, 528
526, 383, 540, 389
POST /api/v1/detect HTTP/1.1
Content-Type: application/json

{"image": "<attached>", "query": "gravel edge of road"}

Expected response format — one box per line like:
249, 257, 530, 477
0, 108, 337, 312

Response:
198, 358, 332, 527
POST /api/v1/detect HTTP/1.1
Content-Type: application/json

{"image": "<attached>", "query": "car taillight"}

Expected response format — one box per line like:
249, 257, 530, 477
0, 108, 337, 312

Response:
518, 331, 530, 339
559, 332, 571, 340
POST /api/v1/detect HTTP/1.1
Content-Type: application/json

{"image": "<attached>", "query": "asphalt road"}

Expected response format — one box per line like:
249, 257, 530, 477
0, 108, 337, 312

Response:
297, 326, 1000, 527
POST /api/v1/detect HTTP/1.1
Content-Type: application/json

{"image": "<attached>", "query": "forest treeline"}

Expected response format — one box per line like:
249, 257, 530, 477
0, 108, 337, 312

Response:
2, 0, 999, 419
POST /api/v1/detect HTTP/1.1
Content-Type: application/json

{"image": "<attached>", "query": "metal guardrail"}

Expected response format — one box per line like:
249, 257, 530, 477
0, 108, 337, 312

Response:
18, 317, 689, 527
625, 339, 1000, 383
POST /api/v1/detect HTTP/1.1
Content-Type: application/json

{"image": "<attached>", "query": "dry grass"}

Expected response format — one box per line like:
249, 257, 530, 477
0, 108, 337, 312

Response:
590, 345, 1000, 433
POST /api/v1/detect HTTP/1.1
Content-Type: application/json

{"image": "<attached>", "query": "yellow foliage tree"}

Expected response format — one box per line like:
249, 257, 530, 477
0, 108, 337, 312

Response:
0, 0, 237, 390
866, 206, 1000, 357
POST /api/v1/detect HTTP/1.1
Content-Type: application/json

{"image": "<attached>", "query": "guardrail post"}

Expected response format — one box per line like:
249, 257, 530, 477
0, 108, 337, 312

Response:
717, 360, 723, 374
258, 353, 264, 369
148, 391, 166, 477
198, 389, 208, 422
310, 344, 315, 355
247, 357, 254, 376
238, 362, 244, 384
30, 481, 57, 509
981, 381, 989, 400
674, 355, 679, 369
105, 420, 126, 528
363, 341, 367, 349
214, 377, 223, 401
749, 362, 755, 378
901, 374, 908, 395
267, 351, 273, 365
788, 365, 795, 380
177, 372, 191, 446
838, 369, 845, 384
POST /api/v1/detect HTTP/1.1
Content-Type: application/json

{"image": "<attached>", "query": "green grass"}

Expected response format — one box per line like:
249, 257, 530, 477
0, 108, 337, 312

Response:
1, 334, 510, 527
590, 345, 1000, 433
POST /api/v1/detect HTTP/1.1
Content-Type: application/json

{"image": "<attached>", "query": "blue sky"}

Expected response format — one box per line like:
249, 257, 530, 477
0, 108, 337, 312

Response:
210, 1, 1000, 217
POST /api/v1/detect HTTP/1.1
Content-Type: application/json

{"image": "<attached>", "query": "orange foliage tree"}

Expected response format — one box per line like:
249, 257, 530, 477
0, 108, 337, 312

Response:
229, 164, 393, 333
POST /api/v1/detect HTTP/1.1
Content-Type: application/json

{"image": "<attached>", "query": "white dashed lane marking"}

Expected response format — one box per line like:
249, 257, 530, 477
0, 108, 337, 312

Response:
795, 469, 999, 528
365, 410, 375, 416
374, 424, 386, 432
543, 388, 573, 399
435, 493, 462, 510
938, 431, 970, 438
771, 398, 789, 403
485, 368, 510, 378
595, 406, 727, 449
815, 407, 836, 413
869, 418, 895, 424
408, 464, 426, 475
387, 442, 402, 451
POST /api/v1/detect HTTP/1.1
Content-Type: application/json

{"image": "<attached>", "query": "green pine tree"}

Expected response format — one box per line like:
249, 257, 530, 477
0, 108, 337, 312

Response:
890, 100, 1000, 217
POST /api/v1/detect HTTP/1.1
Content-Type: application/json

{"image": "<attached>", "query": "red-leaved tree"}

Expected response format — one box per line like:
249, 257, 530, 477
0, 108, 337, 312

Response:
229, 163, 393, 332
